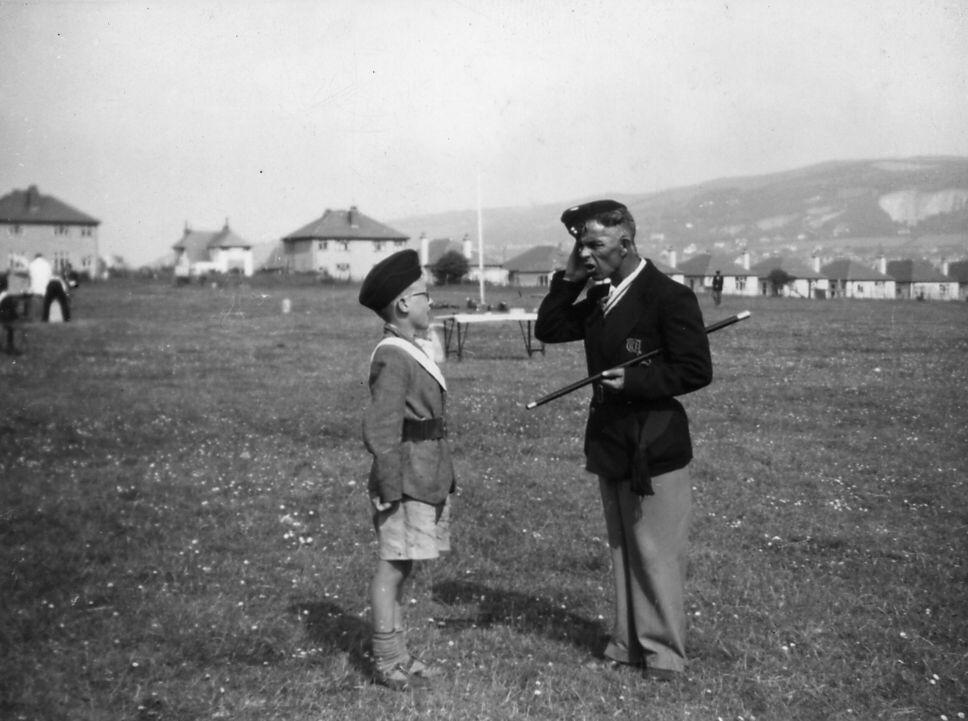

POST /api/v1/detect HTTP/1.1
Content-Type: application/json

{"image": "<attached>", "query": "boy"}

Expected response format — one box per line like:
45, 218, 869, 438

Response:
358, 249, 455, 690
1, 274, 25, 355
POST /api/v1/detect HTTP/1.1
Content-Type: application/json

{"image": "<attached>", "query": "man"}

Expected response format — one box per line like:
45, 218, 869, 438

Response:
27, 253, 52, 321
1, 274, 26, 354
711, 270, 724, 306
43, 272, 71, 322
535, 200, 712, 680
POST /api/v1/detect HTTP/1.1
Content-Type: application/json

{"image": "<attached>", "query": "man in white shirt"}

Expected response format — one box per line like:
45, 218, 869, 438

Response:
27, 253, 52, 320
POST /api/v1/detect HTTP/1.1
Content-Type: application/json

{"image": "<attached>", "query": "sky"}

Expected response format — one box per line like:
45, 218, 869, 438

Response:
2, 0, 967, 266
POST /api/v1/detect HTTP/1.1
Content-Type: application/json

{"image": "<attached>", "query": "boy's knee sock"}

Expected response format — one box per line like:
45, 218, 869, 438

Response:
372, 630, 407, 670
396, 626, 411, 663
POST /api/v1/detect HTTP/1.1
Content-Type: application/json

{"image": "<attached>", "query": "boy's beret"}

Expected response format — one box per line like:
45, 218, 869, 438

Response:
560, 199, 628, 238
359, 249, 422, 312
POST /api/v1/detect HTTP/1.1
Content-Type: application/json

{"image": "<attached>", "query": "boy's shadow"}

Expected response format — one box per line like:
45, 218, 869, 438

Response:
289, 580, 606, 672
289, 599, 371, 674
431, 579, 605, 654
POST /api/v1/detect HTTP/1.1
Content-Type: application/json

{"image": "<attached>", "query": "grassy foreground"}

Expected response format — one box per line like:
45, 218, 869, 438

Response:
1, 277, 966, 721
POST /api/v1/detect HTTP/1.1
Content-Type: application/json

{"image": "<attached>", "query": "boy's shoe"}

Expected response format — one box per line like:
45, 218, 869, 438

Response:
404, 657, 443, 679
373, 662, 427, 691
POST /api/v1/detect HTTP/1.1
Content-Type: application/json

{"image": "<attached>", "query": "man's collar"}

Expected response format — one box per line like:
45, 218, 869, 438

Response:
602, 259, 647, 316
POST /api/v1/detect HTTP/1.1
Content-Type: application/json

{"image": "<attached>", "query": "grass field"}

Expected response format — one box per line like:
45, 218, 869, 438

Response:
1, 277, 966, 721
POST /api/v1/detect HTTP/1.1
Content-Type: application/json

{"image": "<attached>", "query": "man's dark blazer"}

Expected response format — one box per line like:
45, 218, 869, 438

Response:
535, 261, 712, 493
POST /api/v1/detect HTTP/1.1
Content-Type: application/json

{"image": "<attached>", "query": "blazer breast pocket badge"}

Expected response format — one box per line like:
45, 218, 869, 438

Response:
625, 337, 643, 355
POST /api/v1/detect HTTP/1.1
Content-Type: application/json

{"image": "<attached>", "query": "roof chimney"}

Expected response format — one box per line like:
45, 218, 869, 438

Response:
812, 252, 820, 273
462, 233, 472, 261
877, 254, 887, 274
742, 248, 750, 270
26, 185, 40, 212
666, 247, 677, 269
941, 257, 949, 276
348, 206, 358, 228
419, 232, 430, 267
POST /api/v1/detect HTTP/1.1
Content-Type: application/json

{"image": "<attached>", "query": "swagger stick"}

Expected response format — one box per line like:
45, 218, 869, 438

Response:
525, 310, 750, 410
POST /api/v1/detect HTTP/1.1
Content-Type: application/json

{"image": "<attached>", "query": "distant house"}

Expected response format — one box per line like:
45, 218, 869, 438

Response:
749, 256, 830, 299
821, 259, 896, 299
945, 259, 968, 301
504, 245, 563, 287
0, 185, 101, 279
419, 234, 508, 286
648, 257, 685, 285
676, 251, 757, 297
281, 206, 409, 280
255, 242, 288, 273
886, 259, 958, 301
172, 220, 254, 279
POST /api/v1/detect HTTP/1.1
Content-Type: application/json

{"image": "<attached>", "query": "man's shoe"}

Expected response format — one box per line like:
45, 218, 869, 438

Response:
643, 666, 682, 682
584, 657, 638, 672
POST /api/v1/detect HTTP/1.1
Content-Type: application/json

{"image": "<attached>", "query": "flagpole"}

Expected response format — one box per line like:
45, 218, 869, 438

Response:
476, 173, 485, 307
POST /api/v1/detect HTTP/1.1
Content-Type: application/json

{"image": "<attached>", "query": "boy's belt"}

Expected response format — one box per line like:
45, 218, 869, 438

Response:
402, 417, 447, 442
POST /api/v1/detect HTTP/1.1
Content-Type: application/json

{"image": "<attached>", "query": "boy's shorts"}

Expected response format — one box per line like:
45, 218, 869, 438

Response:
374, 496, 451, 561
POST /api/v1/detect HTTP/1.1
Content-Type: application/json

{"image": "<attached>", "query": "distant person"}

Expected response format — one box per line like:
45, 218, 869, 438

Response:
358, 249, 456, 690
27, 253, 52, 321
43, 272, 71, 322
1, 274, 25, 354
535, 200, 712, 681
711, 270, 724, 306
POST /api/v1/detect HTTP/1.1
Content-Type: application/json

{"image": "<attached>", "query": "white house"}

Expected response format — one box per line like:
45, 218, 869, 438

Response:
419, 233, 509, 286
504, 245, 565, 287
281, 206, 409, 280
676, 251, 758, 297
750, 256, 830, 299
172, 220, 254, 279
821, 259, 896, 299
886, 259, 959, 300
946, 259, 968, 301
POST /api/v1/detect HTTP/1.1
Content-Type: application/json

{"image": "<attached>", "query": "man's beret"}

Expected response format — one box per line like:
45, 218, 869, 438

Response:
560, 199, 629, 238
359, 249, 422, 312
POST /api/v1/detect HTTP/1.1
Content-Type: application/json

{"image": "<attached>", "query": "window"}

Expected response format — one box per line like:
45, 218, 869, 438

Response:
855, 283, 864, 295
339, 241, 349, 252
373, 241, 384, 252
736, 277, 746, 291
10, 224, 22, 235
318, 240, 328, 251
336, 263, 350, 272
55, 225, 69, 236
394, 239, 406, 248
81, 227, 93, 237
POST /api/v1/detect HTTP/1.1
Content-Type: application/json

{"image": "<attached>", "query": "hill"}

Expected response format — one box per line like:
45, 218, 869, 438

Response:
388, 157, 968, 264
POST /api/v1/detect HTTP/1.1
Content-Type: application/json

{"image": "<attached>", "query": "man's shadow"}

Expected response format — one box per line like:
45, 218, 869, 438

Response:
431, 579, 605, 654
